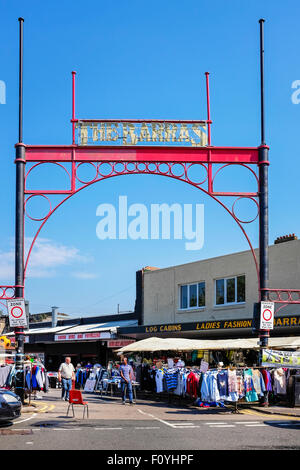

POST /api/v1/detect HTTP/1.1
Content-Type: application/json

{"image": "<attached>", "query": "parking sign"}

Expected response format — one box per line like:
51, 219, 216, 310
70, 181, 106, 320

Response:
260, 301, 275, 330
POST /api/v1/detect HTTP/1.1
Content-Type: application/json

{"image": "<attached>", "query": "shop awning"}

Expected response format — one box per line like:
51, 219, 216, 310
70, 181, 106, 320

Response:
57, 319, 138, 335
117, 336, 300, 353
4, 325, 78, 336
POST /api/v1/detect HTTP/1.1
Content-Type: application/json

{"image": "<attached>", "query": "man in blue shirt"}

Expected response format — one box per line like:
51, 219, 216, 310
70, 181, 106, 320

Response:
119, 357, 134, 405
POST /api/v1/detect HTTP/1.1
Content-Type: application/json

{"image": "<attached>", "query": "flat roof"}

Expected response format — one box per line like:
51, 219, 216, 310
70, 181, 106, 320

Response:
58, 320, 138, 335
5, 319, 138, 337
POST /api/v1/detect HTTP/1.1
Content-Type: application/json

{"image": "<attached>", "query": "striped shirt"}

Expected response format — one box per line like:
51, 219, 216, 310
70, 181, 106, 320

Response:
164, 369, 178, 390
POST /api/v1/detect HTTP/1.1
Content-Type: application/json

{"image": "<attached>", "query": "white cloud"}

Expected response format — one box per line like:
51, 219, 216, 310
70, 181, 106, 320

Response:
0, 238, 94, 281
0, 251, 14, 282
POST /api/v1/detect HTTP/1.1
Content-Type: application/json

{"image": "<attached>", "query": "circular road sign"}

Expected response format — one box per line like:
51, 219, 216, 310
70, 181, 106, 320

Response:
262, 308, 272, 322
11, 306, 24, 319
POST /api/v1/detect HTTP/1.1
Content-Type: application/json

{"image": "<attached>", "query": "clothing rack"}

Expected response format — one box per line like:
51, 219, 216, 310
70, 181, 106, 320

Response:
125, 352, 296, 413
24, 360, 46, 405
139, 363, 281, 414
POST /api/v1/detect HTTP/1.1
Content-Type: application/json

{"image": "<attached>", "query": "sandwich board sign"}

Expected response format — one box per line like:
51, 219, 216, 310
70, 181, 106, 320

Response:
260, 301, 275, 330
7, 298, 28, 328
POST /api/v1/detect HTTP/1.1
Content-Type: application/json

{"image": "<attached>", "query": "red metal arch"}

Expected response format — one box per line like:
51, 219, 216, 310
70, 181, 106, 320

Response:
1, 64, 299, 312
23, 162, 260, 286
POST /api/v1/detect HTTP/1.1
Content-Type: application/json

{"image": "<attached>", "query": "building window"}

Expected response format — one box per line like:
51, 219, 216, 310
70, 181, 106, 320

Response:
179, 282, 205, 310
215, 275, 245, 306
180, 285, 188, 309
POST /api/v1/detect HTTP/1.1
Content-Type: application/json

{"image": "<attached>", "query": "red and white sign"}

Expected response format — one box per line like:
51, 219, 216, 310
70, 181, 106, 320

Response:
107, 340, 135, 348
54, 331, 111, 342
10, 335, 29, 344
260, 301, 275, 330
7, 298, 28, 328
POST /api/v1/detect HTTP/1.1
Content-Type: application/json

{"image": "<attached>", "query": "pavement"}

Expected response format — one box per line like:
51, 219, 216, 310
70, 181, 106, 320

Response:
20, 387, 300, 419
2, 389, 299, 450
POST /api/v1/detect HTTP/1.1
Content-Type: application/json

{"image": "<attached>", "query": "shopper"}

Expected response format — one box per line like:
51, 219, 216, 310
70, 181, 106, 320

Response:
120, 357, 134, 405
58, 357, 75, 401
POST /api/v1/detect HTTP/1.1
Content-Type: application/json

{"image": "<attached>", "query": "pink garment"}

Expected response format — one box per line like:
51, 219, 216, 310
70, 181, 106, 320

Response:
236, 373, 245, 396
228, 369, 238, 393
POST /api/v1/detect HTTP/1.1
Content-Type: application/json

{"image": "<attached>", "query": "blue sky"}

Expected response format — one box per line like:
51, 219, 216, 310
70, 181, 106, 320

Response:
0, 1, 299, 316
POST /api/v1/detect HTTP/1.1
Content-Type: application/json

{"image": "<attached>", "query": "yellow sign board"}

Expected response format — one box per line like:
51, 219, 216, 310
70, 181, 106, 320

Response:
76, 121, 208, 147
262, 349, 300, 368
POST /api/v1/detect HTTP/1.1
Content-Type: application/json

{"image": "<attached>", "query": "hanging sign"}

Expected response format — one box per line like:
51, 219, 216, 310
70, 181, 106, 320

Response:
7, 298, 28, 328
260, 301, 275, 330
262, 349, 300, 368
55, 331, 111, 341
200, 360, 209, 373
6, 335, 29, 344
75, 120, 208, 147
107, 339, 135, 348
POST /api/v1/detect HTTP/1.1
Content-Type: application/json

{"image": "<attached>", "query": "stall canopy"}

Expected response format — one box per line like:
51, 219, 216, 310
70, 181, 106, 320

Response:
117, 336, 300, 353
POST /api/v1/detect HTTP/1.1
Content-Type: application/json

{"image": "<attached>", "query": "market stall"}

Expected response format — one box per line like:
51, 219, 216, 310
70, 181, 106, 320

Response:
0, 353, 49, 404
114, 336, 300, 408
116, 336, 300, 353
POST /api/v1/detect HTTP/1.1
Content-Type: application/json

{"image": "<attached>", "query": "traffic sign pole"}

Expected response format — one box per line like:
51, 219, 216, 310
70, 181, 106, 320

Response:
8, 301, 27, 403
14, 17, 26, 403
258, 19, 270, 363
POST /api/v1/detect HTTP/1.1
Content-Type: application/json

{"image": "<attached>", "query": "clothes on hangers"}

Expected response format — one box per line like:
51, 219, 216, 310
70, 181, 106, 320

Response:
155, 369, 164, 394
164, 368, 179, 392
261, 368, 272, 391
174, 369, 187, 396
4, 365, 16, 389
75, 367, 93, 388
151, 366, 274, 404
226, 370, 239, 402
272, 368, 287, 395
217, 370, 228, 399
200, 372, 210, 402
24, 363, 48, 393
208, 371, 221, 402
244, 369, 258, 402
186, 370, 199, 399
130, 357, 293, 406
252, 369, 266, 397
0, 365, 12, 387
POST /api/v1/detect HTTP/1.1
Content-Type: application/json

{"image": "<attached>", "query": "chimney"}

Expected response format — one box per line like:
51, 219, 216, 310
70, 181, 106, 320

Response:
274, 233, 298, 245
51, 306, 59, 328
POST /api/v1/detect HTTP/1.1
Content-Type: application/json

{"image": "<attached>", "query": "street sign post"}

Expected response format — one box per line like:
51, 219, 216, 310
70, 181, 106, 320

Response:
7, 295, 27, 403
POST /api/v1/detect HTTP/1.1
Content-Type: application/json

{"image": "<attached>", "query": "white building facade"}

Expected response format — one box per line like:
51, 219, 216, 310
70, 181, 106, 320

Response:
142, 238, 300, 327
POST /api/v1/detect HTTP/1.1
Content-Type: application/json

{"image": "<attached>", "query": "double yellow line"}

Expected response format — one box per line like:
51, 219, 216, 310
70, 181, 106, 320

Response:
241, 408, 300, 420
38, 404, 55, 413
28, 401, 55, 413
